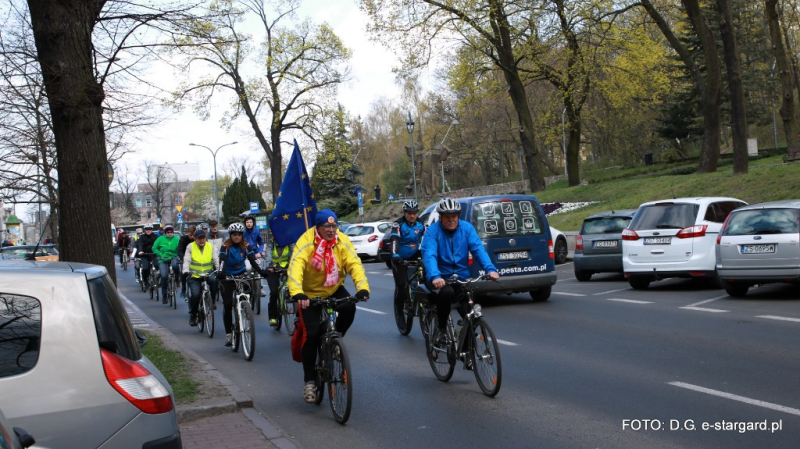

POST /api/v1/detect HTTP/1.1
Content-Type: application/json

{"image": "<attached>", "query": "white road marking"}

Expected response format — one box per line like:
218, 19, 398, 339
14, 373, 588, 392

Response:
496, 339, 518, 346
686, 295, 728, 308
384, 273, 394, 276
606, 298, 653, 304
757, 315, 800, 323
680, 306, 728, 313
558, 277, 577, 282
556, 292, 587, 297
356, 306, 387, 315
669, 381, 800, 417
592, 287, 630, 296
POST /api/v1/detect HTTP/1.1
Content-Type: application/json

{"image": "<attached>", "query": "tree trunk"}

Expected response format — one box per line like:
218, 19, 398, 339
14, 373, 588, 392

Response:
716, 0, 748, 174
269, 126, 283, 203
683, 0, 721, 173
566, 113, 581, 185
766, 0, 799, 154
27, 0, 115, 283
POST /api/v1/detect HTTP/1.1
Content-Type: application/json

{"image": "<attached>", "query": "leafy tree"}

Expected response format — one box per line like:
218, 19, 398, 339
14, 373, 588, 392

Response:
310, 105, 361, 216
184, 176, 231, 220
381, 153, 412, 199
221, 166, 265, 224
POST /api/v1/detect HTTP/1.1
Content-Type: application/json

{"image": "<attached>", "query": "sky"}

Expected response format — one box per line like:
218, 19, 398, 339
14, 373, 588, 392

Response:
125, 0, 404, 184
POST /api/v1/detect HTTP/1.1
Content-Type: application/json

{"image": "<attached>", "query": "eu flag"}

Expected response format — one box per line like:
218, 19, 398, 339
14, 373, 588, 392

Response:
270, 140, 317, 246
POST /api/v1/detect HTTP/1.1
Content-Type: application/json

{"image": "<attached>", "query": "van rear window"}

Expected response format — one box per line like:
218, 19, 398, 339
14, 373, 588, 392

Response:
471, 200, 545, 239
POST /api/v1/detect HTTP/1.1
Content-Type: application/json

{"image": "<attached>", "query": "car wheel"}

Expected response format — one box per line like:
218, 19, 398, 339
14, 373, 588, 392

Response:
574, 270, 592, 282
554, 238, 568, 264
628, 277, 650, 290
529, 286, 551, 302
723, 283, 749, 298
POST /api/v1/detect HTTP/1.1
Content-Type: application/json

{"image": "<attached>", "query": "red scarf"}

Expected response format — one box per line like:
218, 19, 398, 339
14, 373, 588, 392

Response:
311, 229, 339, 287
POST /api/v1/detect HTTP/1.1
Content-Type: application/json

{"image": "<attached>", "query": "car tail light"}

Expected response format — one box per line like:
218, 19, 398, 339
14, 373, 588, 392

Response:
379, 240, 384, 249
676, 224, 707, 239
368, 235, 378, 243
717, 214, 733, 244
621, 229, 639, 241
576, 235, 583, 250
101, 349, 174, 414
689, 271, 707, 276
468, 252, 474, 265
548, 240, 554, 259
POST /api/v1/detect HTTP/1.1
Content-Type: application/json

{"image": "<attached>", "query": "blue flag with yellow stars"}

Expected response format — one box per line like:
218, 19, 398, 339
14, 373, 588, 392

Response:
269, 140, 317, 246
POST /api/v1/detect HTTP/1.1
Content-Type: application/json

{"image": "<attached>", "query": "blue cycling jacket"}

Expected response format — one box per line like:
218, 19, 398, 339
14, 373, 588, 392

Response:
390, 218, 425, 259
220, 244, 255, 276
243, 227, 264, 254
420, 221, 497, 283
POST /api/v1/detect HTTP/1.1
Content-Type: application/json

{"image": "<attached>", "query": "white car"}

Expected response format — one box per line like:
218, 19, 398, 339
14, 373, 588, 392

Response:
345, 221, 392, 259
550, 226, 568, 264
621, 197, 747, 289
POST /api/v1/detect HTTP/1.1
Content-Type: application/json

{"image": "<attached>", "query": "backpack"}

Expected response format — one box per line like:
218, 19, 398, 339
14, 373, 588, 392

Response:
290, 308, 306, 363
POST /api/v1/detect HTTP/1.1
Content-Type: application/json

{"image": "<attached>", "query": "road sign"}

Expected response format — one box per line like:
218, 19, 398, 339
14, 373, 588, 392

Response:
388, 194, 394, 202
357, 191, 363, 208
176, 212, 183, 221
359, 206, 364, 216
156, 217, 161, 224
250, 202, 260, 213
256, 216, 267, 230
176, 205, 183, 212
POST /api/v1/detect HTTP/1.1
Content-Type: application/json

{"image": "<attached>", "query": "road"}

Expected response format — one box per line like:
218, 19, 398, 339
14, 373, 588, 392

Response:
116, 261, 800, 448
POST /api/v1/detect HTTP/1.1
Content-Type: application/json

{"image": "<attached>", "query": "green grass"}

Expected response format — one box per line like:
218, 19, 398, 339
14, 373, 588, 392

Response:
140, 330, 199, 403
537, 156, 800, 230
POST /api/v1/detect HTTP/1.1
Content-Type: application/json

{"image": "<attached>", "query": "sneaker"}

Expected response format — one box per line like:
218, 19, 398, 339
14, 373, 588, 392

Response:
224, 333, 232, 347
189, 316, 197, 327
269, 318, 278, 327
433, 328, 447, 347
303, 381, 317, 403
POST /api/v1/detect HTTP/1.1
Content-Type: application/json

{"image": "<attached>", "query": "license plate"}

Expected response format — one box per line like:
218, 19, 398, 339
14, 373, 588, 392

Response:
350, 239, 362, 244
593, 240, 618, 248
644, 237, 672, 245
741, 244, 775, 254
498, 251, 528, 261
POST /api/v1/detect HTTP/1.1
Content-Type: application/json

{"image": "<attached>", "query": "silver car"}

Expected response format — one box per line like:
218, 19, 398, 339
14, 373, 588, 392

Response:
716, 200, 800, 297
0, 261, 181, 448
574, 210, 636, 281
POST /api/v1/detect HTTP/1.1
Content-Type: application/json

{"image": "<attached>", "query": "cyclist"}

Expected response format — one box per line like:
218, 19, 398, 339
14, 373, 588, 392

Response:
153, 224, 180, 304
206, 219, 223, 252
288, 209, 370, 403
389, 200, 425, 327
181, 229, 219, 327
420, 198, 500, 345
217, 222, 269, 347
116, 230, 132, 267
177, 225, 197, 298
134, 223, 158, 289
265, 234, 291, 328
134, 228, 143, 241
243, 214, 265, 303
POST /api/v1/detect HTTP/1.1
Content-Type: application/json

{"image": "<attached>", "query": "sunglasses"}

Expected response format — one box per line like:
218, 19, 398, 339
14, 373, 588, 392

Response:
320, 224, 338, 229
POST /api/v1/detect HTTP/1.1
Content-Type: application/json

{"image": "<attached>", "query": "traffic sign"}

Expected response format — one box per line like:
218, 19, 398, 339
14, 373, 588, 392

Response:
176, 212, 183, 220
156, 217, 161, 224
357, 191, 363, 208
358, 206, 364, 216
250, 202, 260, 213
176, 205, 183, 212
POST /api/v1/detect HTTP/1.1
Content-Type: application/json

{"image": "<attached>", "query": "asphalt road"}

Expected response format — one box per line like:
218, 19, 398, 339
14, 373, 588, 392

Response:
116, 261, 800, 449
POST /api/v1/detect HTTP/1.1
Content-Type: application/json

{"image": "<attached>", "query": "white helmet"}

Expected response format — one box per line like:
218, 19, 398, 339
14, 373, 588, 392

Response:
402, 200, 419, 212
436, 198, 461, 214
144, 223, 154, 230
228, 222, 245, 234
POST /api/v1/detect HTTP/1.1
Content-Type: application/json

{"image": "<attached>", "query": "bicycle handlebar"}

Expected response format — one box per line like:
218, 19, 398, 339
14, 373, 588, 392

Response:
397, 258, 422, 267
287, 296, 364, 305
444, 274, 498, 285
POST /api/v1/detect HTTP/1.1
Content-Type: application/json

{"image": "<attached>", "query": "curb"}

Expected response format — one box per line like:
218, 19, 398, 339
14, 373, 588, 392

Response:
121, 292, 298, 449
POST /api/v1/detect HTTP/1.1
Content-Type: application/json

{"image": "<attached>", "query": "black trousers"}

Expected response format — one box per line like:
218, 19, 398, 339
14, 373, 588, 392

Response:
266, 270, 280, 320
301, 286, 355, 382
424, 281, 466, 330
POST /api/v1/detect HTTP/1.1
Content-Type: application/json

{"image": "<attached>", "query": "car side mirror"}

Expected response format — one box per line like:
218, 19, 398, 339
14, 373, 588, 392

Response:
14, 427, 35, 448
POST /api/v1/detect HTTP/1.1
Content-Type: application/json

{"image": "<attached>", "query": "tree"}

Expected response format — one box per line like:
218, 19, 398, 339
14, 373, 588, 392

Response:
184, 176, 231, 219
716, 0, 748, 174
221, 166, 265, 224
310, 105, 361, 215
141, 163, 174, 224
172, 0, 351, 201
766, 0, 799, 156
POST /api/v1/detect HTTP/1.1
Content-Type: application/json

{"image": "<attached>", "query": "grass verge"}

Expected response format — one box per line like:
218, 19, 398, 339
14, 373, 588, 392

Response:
140, 330, 199, 403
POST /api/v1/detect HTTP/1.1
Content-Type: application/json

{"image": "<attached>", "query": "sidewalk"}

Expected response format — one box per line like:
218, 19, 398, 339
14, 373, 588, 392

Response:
122, 295, 298, 449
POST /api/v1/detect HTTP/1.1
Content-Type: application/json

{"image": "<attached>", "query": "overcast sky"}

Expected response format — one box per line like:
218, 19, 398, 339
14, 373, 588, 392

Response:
122, 0, 403, 185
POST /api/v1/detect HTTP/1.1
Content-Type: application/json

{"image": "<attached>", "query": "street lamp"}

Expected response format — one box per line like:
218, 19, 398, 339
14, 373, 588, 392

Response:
189, 141, 238, 221
406, 112, 417, 203
28, 155, 42, 242
440, 119, 459, 194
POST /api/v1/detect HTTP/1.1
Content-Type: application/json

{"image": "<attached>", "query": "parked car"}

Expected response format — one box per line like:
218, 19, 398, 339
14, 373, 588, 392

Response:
573, 210, 636, 281
422, 194, 557, 301
0, 261, 182, 448
550, 226, 569, 264
622, 197, 747, 289
0, 406, 34, 449
716, 200, 800, 297
0, 244, 59, 261
346, 221, 392, 259
378, 227, 394, 268
338, 221, 352, 232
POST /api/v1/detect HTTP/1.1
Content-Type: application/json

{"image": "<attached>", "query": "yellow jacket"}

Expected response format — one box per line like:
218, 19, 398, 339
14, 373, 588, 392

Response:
288, 227, 370, 298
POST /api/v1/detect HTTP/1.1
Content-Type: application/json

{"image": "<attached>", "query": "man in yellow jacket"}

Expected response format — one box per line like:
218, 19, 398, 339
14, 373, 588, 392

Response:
288, 209, 370, 403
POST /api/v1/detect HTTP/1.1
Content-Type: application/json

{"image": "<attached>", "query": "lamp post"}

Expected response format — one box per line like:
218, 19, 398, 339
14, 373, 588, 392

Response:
189, 141, 238, 221
440, 119, 459, 194
28, 155, 42, 241
406, 112, 418, 203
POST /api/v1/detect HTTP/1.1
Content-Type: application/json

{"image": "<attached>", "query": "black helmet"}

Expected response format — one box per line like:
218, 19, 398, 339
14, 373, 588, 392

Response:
436, 198, 461, 214
402, 200, 419, 212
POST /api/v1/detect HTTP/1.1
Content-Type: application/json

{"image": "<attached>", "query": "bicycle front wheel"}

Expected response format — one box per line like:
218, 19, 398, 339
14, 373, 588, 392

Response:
424, 310, 455, 382
328, 338, 353, 424
240, 300, 256, 361
393, 287, 414, 336
122, 254, 128, 271
282, 287, 296, 336
171, 276, 178, 309
203, 290, 215, 338
471, 318, 502, 397
231, 302, 240, 353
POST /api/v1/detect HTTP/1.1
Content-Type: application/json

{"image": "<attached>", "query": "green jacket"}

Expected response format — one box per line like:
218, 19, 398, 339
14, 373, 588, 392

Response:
153, 234, 179, 263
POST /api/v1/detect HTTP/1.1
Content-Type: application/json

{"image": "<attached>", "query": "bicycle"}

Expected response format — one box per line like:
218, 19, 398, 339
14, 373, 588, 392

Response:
272, 268, 296, 335
297, 295, 363, 424
421, 274, 502, 397
393, 258, 427, 336
121, 248, 130, 271
227, 273, 257, 361
141, 255, 159, 301
252, 258, 266, 315
164, 259, 179, 310
196, 275, 215, 338
134, 255, 145, 291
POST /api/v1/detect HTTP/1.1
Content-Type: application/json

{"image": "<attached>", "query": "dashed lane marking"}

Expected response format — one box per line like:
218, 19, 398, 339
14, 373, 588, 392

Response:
680, 307, 728, 313
756, 315, 800, 323
555, 292, 587, 297
496, 339, 518, 346
592, 287, 630, 296
669, 381, 800, 417
606, 298, 653, 304
685, 295, 728, 308
356, 306, 388, 315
